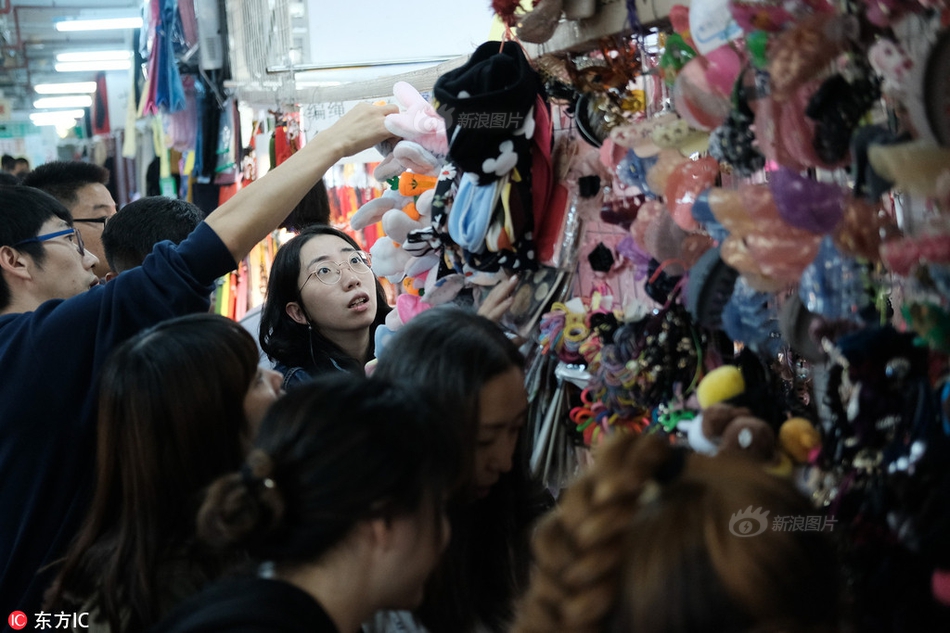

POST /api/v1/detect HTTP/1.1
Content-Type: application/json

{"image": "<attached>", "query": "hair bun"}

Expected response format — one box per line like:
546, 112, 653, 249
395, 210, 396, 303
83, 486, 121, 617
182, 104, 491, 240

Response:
197, 452, 285, 549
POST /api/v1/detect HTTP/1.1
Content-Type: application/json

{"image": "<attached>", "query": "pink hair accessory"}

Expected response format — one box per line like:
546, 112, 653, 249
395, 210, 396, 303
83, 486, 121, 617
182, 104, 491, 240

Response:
395, 293, 434, 325
664, 156, 720, 231
672, 57, 732, 130
753, 80, 845, 170
880, 234, 950, 276
703, 44, 743, 98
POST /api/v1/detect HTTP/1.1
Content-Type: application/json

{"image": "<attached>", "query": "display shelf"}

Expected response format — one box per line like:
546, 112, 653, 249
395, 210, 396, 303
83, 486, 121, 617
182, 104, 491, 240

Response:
524, 0, 679, 57
233, 0, 682, 107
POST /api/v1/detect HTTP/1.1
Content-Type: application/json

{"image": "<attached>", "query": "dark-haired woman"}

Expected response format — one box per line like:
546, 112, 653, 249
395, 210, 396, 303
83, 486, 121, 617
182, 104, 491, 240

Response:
150, 374, 458, 633
367, 308, 552, 633
45, 314, 284, 632
259, 225, 390, 388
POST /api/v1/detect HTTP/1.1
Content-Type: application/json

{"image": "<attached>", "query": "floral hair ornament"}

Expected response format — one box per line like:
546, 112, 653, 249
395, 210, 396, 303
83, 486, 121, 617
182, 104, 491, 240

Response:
833, 195, 898, 263
798, 236, 870, 321
769, 166, 847, 234
664, 155, 720, 231
767, 13, 859, 100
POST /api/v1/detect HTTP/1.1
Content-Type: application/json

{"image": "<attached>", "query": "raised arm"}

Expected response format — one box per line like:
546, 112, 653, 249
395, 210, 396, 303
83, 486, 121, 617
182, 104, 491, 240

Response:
205, 103, 398, 262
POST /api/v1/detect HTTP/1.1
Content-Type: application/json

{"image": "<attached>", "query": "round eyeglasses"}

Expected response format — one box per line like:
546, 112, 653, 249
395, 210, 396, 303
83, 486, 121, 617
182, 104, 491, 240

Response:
300, 252, 373, 290
13, 227, 85, 257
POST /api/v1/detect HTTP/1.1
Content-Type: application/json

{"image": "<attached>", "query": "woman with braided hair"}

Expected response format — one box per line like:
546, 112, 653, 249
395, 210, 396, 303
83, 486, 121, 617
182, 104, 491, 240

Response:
512, 433, 842, 633
151, 374, 458, 633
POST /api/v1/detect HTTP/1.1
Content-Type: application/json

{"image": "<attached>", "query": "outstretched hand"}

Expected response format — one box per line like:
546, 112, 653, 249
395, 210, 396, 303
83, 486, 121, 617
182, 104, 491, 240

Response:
322, 102, 400, 158
477, 275, 519, 323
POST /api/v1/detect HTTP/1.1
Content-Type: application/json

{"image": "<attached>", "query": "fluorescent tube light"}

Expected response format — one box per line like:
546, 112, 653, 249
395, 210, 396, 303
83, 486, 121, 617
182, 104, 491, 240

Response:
30, 110, 85, 126
56, 50, 131, 63
54, 17, 143, 32
34, 95, 93, 109
55, 60, 132, 72
34, 82, 98, 94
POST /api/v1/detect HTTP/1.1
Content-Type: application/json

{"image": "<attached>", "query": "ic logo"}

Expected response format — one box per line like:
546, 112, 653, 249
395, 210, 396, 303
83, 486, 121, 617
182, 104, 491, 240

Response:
728, 506, 770, 537
8, 611, 28, 630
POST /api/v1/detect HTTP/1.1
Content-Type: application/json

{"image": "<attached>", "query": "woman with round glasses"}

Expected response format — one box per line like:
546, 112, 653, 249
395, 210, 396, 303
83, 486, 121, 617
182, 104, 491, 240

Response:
260, 225, 391, 388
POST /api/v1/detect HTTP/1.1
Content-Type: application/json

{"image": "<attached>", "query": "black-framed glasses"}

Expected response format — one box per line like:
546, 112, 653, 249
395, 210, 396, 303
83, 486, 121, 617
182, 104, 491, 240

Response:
73, 217, 109, 227
13, 227, 85, 257
300, 252, 372, 290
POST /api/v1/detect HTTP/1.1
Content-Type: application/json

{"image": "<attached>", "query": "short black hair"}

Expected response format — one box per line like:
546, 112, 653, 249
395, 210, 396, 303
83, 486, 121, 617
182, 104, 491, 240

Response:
1, 154, 15, 171
280, 179, 331, 231
22, 161, 110, 208
0, 186, 73, 310
101, 197, 203, 273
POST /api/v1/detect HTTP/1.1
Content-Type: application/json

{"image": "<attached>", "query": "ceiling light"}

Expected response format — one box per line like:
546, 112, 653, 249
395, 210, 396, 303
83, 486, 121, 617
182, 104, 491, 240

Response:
54, 17, 143, 32
34, 95, 93, 109
34, 82, 98, 94
55, 60, 133, 72
30, 110, 85, 126
56, 50, 131, 63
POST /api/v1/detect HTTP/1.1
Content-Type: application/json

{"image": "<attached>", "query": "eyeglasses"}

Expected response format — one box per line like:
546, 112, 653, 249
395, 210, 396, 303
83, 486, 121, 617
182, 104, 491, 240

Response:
13, 227, 85, 257
73, 217, 109, 227
300, 252, 372, 290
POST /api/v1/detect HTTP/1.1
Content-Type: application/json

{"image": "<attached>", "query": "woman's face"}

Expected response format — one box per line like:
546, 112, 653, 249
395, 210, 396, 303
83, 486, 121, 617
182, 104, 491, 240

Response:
288, 234, 378, 338
243, 367, 284, 435
473, 365, 528, 498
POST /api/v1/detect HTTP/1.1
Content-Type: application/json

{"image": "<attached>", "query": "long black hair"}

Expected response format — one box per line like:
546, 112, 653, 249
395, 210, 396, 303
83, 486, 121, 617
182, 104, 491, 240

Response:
259, 225, 390, 374
373, 308, 551, 633
45, 314, 260, 631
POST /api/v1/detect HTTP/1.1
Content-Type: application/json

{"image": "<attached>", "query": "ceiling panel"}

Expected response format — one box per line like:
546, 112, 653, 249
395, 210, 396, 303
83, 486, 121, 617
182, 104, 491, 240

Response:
0, 0, 140, 111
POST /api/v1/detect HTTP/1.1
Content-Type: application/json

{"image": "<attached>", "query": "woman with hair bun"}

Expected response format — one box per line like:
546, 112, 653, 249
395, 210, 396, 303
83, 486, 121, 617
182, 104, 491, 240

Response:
512, 433, 842, 633
151, 374, 459, 633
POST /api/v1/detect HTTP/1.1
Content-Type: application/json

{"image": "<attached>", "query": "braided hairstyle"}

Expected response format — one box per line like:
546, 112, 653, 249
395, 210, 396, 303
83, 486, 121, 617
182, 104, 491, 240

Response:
512, 434, 841, 633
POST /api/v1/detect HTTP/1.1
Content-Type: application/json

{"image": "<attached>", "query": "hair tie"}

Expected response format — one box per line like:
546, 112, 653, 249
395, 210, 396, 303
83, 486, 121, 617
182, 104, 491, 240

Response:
654, 446, 688, 485
241, 452, 276, 490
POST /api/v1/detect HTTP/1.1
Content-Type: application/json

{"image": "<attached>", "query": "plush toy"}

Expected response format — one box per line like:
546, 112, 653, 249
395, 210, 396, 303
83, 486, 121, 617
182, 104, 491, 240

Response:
778, 416, 821, 464
680, 402, 781, 467
349, 189, 413, 231
696, 364, 746, 408
385, 82, 449, 158
372, 82, 449, 181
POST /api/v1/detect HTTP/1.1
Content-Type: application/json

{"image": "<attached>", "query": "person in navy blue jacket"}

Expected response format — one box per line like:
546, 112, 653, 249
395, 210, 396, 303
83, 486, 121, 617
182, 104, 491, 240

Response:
0, 102, 396, 624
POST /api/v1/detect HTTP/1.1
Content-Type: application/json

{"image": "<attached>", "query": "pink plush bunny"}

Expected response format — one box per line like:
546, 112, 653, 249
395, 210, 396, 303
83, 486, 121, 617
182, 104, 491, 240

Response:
385, 81, 449, 157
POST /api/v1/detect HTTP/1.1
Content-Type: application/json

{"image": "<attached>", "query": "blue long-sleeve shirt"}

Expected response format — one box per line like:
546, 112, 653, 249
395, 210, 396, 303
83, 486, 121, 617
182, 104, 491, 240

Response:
0, 222, 236, 622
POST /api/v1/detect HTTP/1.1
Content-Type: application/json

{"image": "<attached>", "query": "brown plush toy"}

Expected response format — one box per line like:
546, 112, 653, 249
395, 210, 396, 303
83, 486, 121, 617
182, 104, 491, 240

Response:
701, 403, 778, 463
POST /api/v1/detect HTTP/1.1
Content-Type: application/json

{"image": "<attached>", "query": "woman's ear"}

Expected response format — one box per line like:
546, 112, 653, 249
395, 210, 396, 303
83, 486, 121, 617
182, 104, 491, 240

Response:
285, 301, 309, 326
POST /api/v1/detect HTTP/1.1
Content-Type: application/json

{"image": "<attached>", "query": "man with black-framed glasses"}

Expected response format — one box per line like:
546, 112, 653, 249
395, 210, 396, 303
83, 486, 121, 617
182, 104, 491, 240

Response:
0, 103, 397, 619
23, 161, 117, 279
